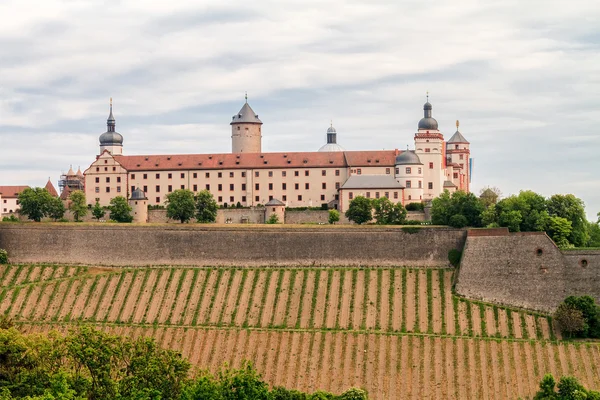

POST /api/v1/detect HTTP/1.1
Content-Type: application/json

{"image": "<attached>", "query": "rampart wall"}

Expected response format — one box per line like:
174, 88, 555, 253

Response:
0, 225, 466, 267
455, 229, 600, 312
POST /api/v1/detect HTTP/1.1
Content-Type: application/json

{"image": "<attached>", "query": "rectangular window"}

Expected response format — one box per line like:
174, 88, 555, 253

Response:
218, 196, 222, 202
117, 186, 121, 192
96, 167, 99, 172
218, 172, 222, 178
406, 167, 411, 174
282, 171, 287, 177
295, 183, 299, 190
218, 184, 222, 191
230, 196, 234, 203
429, 162, 434, 169
131, 174, 136, 179
425, 148, 431, 153
106, 177, 110, 183
305, 183, 309, 189
255, 195, 259, 202
322, 170, 326, 176
418, 168, 422, 174
269, 195, 273, 201
193, 184, 198, 191
255, 183, 259, 190
349, 192, 353, 200
428, 182, 433, 190
395, 168, 399, 174
282, 195, 287, 201
357, 168, 362, 175
375, 192, 380, 199
305, 170, 309, 176
241, 171, 246, 177
335, 170, 340, 176
242, 196, 247, 202
143, 174, 147, 179
322, 182, 326, 189
230, 184, 234, 191
295, 171, 299, 177
269, 183, 273, 190
95, 177, 100, 183
106, 187, 110, 193
117, 177, 121, 183
320, 194, 325, 201
95, 187, 100, 193
143, 186, 148, 193
157, 173, 161, 179
131, 186, 135, 193
406, 181, 411, 188
255, 171, 259, 177
298, 195, 302, 201
386, 168, 390, 174
180, 185, 185, 190
394, 192, 398, 199
156, 185, 160, 192
230, 172, 234, 178
181, 173, 185, 178
193, 173, 197, 178
268, 171, 273, 177
205, 184, 210, 191
205, 172, 210, 178
418, 181, 422, 188
335, 182, 340, 189
453, 173, 458, 179
242, 183, 246, 191
282, 183, 287, 190
366, 192, 371, 198
459, 154, 464, 160
384, 192, 389, 198
156, 197, 160, 203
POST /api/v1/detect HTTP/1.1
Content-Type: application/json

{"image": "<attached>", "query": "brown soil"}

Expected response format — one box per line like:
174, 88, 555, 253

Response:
259, 270, 280, 327
431, 271, 442, 334
146, 270, 172, 324
512, 312, 523, 338
378, 270, 390, 331
471, 305, 482, 337
157, 269, 184, 324
455, 339, 468, 399
477, 340, 490, 400
489, 341, 504, 399
299, 271, 316, 329
271, 270, 291, 327
272, 332, 291, 387
307, 332, 322, 391
68, 278, 94, 320
485, 307, 497, 337
432, 337, 443, 399
311, 271, 329, 328
50, 266, 65, 280
325, 270, 341, 329
391, 270, 403, 332
195, 269, 219, 325
1, 268, 17, 287
8, 287, 29, 318
457, 301, 468, 335
285, 270, 304, 328
197, 329, 217, 367
411, 336, 421, 400
13, 266, 31, 286
246, 271, 268, 327
405, 270, 416, 332
40, 266, 54, 281
501, 341, 513, 400
233, 270, 255, 326
351, 271, 366, 330
497, 308, 509, 338
25, 266, 43, 284
366, 271, 378, 330
93, 275, 120, 321
376, 334, 387, 399
87, 266, 114, 276
525, 314, 537, 339
444, 272, 455, 336
219, 269, 243, 325
32, 284, 57, 319
57, 280, 81, 319
183, 270, 208, 325
422, 337, 432, 399
338, 271, 352, 329
106, 272, 134, 322
42, 280, 70, 320
418, 272, 428, 334
181, 328, 197, 361
262, 331, 280, 384
539, 317, 551, 340
208, 270, 231, 325
552, 318, 563, 340
284, 331, 302, 389
132, 270, 159, 323
398, 335, 409, 396
523, 342, 537, 399
295, 332, 312, 389
511, 342, 525, 399
118, 271, 146, 322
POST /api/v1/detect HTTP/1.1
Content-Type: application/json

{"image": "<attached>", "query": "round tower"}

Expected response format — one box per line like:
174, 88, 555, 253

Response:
129, 187, 148, 223
395, 150, 424, 203
99, 98, 123, 155
265, 198, 285, 223
318, 123, 345, 152
231, 95, 262, 153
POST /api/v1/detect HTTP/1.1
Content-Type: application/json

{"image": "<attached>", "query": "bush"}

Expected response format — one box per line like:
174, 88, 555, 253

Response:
266, 214, 280, 224
448, 249, 462, 267
405, 202, 425, 211
345, 197, 372, 225
448, 214, 468, 228
554, 303, 585, 338
0, 249, 8, 264
328, 210, 340, 224
559, 296, 600, 338
2, 215, 19, 222
109, 196, 133, 223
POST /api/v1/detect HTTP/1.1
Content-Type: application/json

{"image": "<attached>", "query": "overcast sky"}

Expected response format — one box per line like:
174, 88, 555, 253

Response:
0, 0, 598, 219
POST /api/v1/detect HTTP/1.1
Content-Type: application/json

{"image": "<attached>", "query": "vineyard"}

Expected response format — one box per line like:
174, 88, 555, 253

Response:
2, 264, 600, 399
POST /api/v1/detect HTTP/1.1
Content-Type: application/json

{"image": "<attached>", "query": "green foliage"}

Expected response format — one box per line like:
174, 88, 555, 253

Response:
372, 197, 406, 225
195, 190, 218, 223
345, 197, 372, 225
2, 215, 19, 222
554, 303, 585, 338
17, 187, 54, 222
495, 190, 548, 232
498, 209, 523, 232
68, 190, 88, 222
46, 197, 65, 221
0, 249, 8, 264
586, 221, 600, 247
546, 216, 573, 248
448, 249, 462, 267
479, 186, 501, 207
266, 213, 280, 224
448, 214, 468, 228
405, 202, 425, 211
431, 190, 483, 227
108, 196, 133, 223
547, 194, 589, 247
561, 296, 600, 338
91, 201, 105, 221
337, 388, 368, 400
166, 189, 196, 223
328, 209, 340, 224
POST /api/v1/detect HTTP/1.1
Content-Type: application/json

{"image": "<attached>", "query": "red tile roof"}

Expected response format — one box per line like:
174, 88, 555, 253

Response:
44, 180, 59, 197
113, 150, 398, 172
0, 185, 30, 198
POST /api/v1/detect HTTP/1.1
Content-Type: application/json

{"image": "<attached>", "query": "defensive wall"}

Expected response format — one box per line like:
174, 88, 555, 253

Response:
0, 224, 466, 267
455, 228, 600, 312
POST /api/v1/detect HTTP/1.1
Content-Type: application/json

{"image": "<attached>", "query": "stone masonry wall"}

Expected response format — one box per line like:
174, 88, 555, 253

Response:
0, 225, 466, 267
455, 229, 600, 312
147, 209, 265, 224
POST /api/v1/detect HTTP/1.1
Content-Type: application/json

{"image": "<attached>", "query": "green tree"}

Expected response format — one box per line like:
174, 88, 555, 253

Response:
372, 198, 407, 225
498, 209, 523, 232
108, 196, 133, 223
547, 194, 589, 247
166, 189, 196, 223
563, 296, 600, 338
554, 303, 585, 339
195, 190, 218, 223
17, 187, 54, 222
338, 388, 368, 400
479, 186, 502, 208
587, 221, 600, 247
430, 190, 452, 225
217, 361, 270, 400
266, 214, 280, 224
68, 190, 88, 222
328, 209, 340, 225
345, 197, 372, 225
495, 190, 548, 232
431, 190, 483, 227
546, 216, 573, 248
533, 374, 557, 400
448, 214, 468, 228
47, 197, 66, 221
92, 201, 105, 221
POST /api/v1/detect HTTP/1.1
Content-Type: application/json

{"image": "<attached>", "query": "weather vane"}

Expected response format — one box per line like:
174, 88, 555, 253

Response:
245, 92, 248, 102
456, 120, 459, 129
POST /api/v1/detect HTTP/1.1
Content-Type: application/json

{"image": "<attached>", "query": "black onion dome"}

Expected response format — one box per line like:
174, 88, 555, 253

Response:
99, 131, 123, 146
418, 100, 438, 130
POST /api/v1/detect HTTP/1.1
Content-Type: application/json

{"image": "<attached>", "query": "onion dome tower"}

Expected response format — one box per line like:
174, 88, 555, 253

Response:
417, 99, 439, 131
414, 93, 444, 200
231, 93, 263, 153
318, 123, 345, 152
99, 98, 123, 155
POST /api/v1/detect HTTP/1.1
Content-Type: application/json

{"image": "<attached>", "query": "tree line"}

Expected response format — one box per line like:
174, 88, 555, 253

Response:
0, 325, 367, 400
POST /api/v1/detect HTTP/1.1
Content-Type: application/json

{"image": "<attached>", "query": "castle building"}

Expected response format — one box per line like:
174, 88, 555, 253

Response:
0, 186, 29, 217
84, 97, 471, 213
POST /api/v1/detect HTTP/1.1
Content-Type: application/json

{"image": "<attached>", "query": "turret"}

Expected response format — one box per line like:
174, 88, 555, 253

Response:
231, 94, 262, 153
318, 123, 345, 152
446, 120, 471, 192
394, 150, 424, 203
129, 187, 148, 223
99, 98, 123, 155
414, 95, 445, 200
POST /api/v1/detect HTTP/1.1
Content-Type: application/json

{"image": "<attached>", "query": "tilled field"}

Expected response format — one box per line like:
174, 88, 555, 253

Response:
1, 264, 599, 399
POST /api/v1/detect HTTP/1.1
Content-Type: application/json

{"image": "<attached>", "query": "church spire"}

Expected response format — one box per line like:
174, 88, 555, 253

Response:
107, 98, 115, 132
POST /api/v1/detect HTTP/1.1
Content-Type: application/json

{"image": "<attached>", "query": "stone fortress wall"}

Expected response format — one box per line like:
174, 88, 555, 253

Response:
455, 228, 600, 312
0, 225, 466, 267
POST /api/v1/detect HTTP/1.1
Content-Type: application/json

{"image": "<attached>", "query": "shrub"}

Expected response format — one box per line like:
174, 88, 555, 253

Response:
92, 201, 106, 221
69, 190, 88, 222
448, 214, 468, 228
345, 197, 372, 225
266, 214, 280, 224
328, 209, 340, 224
0, 249, 8, 264
2, 215, 19, 222
560, 295, 600, 338
554, 303, 585, 338
401, 226, 420, 234
195, 190, 218, 223
109, 196, 133, 223
165, 189, 196, 223
405, 202, 425, 211
448, 249, 462, 267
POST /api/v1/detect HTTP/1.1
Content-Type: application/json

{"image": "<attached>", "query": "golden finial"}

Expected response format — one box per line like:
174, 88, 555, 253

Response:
426, 91, 429, 102
110, 97, 112, 106
456, 120, 459, 129
330, 119, 333, 128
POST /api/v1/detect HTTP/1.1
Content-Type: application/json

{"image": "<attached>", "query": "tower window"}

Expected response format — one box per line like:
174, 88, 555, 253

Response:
237, 126, 240, 130
418, 181, 422, 188
428, 182, 433, 190
349, 192, 353, 200
418, 168, 422, 174
425, 148, 431, 153
335, 182, 340, 189
406, 167, 411, 174
386, 168, 390, 174
429, 162, 434, 169
455, 145, 459, 149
